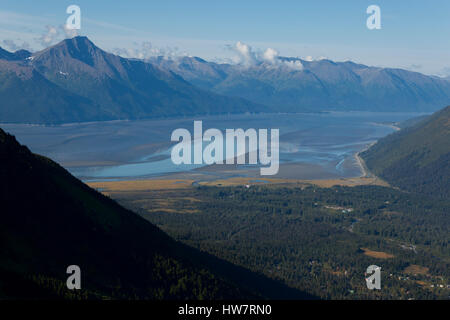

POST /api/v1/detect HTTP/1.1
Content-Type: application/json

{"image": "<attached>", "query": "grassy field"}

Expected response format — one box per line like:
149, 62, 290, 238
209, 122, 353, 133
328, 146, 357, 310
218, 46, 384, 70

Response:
88, 179, 195, 193
87, 175, 389, 194
404, 265, 430, 275
87, 175, 391, 218
361, 248, 395, 259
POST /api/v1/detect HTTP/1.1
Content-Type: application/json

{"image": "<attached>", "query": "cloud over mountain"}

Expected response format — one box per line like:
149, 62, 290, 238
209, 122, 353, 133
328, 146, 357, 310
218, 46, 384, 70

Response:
151, 51, 450, 113
112, 41, 184, 60
228, 41, 303, 70
37, 24, 78, 48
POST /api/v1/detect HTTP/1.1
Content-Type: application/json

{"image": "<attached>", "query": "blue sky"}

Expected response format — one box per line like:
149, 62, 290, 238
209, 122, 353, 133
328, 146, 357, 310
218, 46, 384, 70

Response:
1, 0, 449, 76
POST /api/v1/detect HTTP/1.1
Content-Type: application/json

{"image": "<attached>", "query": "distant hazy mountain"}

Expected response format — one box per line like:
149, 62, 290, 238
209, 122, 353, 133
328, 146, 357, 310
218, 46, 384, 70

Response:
362, 106, 450, 198
0, 59, 98, 123
0, 37, 264, 124
150, 56, 450, 112
0, 47, 31, 61
0, 127, 314, 299
2, 37, 449, 124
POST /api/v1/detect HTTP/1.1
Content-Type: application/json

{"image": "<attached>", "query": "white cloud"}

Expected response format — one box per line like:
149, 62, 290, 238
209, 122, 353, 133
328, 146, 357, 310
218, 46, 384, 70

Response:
112, 41, 186, 60
35, 23, 82, 48
437, 67, 450, 78
63, 24, 78, 39
263, 48, 278, 63
228, 41, 303, 70
1, 39, 32, 52
232, 41, 257, 65
38, 25, 59, 47
281, 60, 304, 70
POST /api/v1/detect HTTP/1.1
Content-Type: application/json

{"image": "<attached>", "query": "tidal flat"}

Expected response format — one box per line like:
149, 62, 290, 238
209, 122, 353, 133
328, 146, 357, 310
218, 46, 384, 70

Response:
1, 111, 422, 182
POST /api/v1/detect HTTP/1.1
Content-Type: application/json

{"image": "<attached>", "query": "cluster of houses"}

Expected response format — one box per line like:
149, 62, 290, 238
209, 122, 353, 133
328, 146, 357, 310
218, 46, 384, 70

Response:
324, 205, 354, 213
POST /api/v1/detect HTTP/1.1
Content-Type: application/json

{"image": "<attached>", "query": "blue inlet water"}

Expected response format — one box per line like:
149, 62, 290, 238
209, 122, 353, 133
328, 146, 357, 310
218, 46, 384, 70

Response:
1, 112, 424, 180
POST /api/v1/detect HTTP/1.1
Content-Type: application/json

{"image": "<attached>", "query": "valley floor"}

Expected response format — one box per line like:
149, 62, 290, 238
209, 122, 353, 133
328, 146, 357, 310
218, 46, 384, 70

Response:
87, 173, 389, 195
86, 179, 449, 300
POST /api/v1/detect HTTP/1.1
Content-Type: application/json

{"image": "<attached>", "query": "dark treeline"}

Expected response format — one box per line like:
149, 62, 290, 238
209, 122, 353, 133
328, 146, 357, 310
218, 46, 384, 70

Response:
132, 185, 449, 300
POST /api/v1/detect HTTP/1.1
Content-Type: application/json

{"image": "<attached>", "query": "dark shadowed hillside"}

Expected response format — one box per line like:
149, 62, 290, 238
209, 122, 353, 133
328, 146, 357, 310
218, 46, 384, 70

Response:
0, 60, 100, 123
361, 106, 450, 198
0, 128, 314, 300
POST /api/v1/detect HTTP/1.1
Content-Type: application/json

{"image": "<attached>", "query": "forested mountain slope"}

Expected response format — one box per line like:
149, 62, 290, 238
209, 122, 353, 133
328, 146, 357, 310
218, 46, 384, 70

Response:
0, 128, 313, 299
361, 106, 450, 198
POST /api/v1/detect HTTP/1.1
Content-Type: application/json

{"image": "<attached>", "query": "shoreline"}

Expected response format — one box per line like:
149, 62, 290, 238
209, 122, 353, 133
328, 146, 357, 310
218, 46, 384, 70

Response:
0, 111, 418, 128
86, 140, 391, 191
354, 141, 376, 178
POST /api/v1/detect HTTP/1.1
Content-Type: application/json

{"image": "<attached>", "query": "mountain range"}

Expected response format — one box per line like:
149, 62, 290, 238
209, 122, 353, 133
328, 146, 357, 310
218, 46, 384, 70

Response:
1, 36, 450, 124
0, 47, 31, 61
150, 56, 450, 113
0, 37, 264, 124
362, 105, 450, 198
